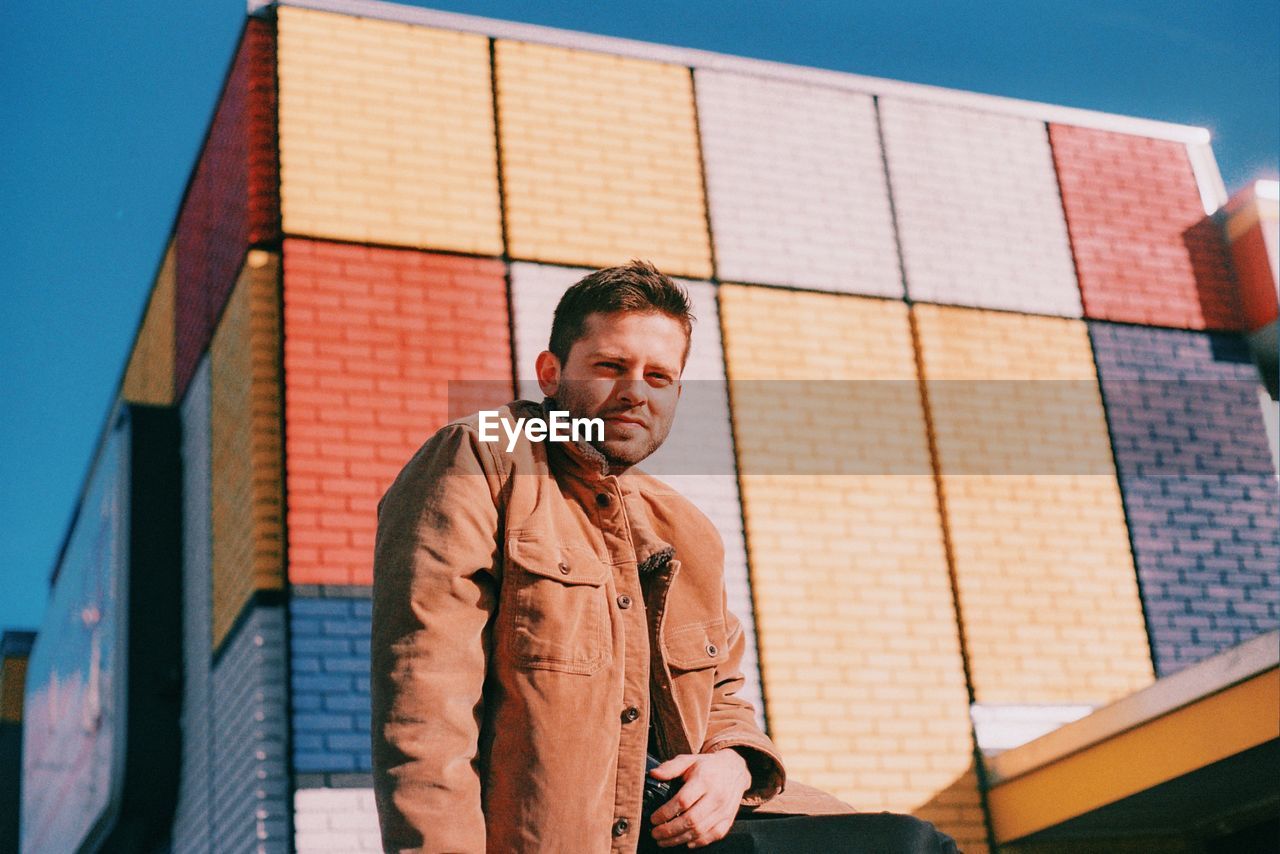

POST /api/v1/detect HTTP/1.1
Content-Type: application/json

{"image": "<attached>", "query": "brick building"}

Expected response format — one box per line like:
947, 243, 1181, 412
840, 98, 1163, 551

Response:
10, 1, 1278, 852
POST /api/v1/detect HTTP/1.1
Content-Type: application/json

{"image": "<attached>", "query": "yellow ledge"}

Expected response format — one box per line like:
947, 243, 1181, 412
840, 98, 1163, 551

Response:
987, 655, 1279, 843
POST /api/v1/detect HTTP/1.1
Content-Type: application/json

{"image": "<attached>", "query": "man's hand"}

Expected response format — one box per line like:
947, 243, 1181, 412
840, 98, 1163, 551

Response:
648, 749, 751, 848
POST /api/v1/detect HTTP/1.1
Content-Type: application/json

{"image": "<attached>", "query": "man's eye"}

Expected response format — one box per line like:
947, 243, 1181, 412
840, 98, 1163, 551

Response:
646, 373, 672, 387
595, 361, 623, 371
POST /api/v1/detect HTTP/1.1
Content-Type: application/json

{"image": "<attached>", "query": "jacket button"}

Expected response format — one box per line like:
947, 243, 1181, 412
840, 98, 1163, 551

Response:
596, 492, 611, 508
706, 643, 718, 657
621, 706, 640, 723
557, 561, 570, 574
612, 817, 630, 837
617, 594, 632, 609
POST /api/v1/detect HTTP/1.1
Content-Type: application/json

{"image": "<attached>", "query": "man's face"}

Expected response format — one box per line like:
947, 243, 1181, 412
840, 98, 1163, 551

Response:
535, 310, 686, 470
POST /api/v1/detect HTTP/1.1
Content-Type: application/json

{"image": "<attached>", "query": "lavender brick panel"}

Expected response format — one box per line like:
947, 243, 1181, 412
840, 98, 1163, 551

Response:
1090, 321, 1280, 676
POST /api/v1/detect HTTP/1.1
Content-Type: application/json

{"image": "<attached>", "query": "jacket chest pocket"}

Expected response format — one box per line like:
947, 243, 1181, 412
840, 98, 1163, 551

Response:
504, 532, 611, 675
662, 620, 727, 747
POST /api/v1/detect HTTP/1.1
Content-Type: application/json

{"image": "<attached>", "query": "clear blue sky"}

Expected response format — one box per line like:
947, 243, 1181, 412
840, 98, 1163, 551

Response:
1, 1, 1276, 633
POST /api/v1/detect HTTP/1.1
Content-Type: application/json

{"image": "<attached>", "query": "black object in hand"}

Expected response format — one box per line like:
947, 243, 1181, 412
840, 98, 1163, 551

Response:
642, 752, 684, 825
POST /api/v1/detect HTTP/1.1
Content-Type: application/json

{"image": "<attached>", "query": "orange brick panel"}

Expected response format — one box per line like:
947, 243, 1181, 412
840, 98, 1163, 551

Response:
122, 240, 177, 406
495, 40, 712, 278
1049, 124, 1241, 330
176, 17, 279, 399
719, 285, 984, 850
282, 239, 512, 586
276, 7, 502, 255
912, 304, 1152, 704
210, 250, 285, 650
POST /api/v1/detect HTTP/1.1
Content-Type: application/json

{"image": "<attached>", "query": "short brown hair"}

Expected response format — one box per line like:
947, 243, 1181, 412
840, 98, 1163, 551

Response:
548, 260, 695, 366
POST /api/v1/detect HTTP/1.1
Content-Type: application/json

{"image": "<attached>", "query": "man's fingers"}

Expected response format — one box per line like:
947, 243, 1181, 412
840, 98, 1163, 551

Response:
687, 816, 734, 849
649, 780, 705, 828
652, 797, 717, 848
649, 753, 697, 781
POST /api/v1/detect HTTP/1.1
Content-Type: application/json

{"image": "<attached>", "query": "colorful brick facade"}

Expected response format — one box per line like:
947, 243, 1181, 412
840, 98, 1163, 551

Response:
23, 2, 1277, 852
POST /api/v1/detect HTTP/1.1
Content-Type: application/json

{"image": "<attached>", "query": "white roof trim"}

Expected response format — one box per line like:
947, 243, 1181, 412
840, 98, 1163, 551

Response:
987, 630, 1280, 785
252, 0, 1212, 147
1187, 141, 1229, 215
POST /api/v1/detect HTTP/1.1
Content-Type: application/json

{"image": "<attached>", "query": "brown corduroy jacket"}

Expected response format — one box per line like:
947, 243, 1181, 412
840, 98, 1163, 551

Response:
370, 400, 786, 853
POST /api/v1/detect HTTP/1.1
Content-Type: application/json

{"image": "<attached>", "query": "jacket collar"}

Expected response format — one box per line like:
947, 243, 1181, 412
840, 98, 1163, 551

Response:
539, 396, 613, 480
536, 397, 675, 574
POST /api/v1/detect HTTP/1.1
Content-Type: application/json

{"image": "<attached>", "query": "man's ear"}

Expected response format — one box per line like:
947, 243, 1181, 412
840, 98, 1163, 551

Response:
535, 350, 561, 397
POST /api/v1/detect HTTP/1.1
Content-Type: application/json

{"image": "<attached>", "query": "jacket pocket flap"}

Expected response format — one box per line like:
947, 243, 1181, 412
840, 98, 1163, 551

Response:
663, 620, 726, 670
506, 534, 607, 586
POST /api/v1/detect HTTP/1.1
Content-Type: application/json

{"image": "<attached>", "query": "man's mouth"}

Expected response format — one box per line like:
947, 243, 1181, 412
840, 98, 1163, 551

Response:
604, 414, 646, 428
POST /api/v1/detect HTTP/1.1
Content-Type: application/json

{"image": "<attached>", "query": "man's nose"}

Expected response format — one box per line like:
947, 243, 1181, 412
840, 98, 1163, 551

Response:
612, 373, 648, 407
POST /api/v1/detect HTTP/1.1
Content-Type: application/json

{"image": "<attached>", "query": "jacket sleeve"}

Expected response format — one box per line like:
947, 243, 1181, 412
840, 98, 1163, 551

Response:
370, 424, 503, 853
698, 588, 786, 806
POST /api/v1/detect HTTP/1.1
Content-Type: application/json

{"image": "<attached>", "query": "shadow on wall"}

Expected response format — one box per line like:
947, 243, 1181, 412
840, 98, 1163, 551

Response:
1185, 215, 1246, 332
913, 761, 992, 854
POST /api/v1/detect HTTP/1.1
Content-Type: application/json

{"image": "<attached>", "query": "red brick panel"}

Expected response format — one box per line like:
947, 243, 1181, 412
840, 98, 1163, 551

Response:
1228, 222, 1279, 331
282, 239, 512, 586
1050, 124, 1241, 331
175, 18, 280, 399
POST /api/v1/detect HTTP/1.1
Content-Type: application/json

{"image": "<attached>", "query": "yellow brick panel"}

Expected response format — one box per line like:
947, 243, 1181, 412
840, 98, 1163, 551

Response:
720, 286, 984, 851
122, 240, 176, 405
211, 250, 285, 650
495, 40, 712, 278
912, 304, 1152, 704
277, 7, 503, 254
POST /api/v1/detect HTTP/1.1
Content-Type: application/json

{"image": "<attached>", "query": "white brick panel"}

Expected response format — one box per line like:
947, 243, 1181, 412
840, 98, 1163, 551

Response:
880, 98, 1083, 317
695, 70, 903, 296
294, 788, 382, 853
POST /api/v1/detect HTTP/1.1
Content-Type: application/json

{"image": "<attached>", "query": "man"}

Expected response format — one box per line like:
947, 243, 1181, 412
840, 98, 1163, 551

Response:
371, 261, 781, 853
370, 261, 961, 854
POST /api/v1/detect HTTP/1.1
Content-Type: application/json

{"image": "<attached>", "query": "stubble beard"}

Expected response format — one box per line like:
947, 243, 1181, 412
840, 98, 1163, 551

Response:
551, 384, 674, 469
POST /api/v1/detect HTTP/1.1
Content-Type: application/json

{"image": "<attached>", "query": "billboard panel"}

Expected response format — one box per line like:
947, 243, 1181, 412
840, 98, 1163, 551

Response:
22, 410, 129, 854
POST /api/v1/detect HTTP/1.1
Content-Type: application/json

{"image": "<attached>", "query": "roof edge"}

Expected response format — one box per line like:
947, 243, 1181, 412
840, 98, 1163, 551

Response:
253, 0, 1212, 147
987, 631, 1280, 785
